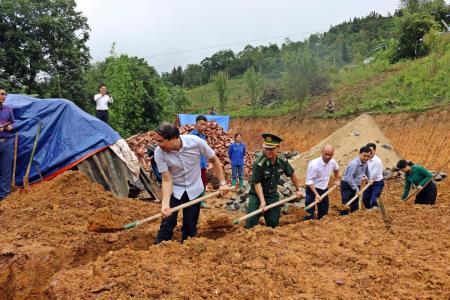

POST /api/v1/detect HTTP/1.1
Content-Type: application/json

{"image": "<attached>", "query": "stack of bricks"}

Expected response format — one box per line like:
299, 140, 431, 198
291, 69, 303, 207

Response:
127, 121, 254, 180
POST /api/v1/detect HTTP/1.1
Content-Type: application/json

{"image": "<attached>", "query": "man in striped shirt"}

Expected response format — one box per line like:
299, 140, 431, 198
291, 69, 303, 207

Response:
340, 146, 373, 215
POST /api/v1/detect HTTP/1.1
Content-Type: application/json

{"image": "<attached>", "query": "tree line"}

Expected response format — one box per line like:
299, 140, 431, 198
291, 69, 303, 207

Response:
0, 0, 448, 137
205, 0, 449, 113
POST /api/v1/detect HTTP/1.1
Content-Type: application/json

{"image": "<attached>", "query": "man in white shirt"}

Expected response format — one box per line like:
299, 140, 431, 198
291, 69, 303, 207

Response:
362, 142, 385, 209
153, 123, 229, 243
305, 144, 340, 220
94, 84, 113, 124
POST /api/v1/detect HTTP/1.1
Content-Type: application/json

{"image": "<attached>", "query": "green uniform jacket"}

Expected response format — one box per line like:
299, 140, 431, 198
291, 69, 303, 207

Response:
402, 165, 433, 200
249, 153, 294, 199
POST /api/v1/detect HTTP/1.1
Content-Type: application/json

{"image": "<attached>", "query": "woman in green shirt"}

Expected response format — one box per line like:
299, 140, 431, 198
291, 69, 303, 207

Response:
397, 160, 437, 205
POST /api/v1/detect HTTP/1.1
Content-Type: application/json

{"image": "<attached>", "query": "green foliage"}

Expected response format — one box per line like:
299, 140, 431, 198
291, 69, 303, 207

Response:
214, 71, 229, 112
168, 86, 191, 112
243, 67, 263, 111
335, 34, 449, 115
229, 101, 298, 118
85, 53, 174, 137
0, 0, 90, 106
187, 76, 252, 113
281, 48, 319, 110
390, 12, 438, 62
104, 56, 148, 136
183, 64, 205, 87
163, 11, 397, 89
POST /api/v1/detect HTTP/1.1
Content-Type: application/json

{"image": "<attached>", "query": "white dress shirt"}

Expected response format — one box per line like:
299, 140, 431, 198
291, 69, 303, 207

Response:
94, 93, 113, 110
155, 135, 216, 200
368, 154, 384, 181
306, 157, 339, 190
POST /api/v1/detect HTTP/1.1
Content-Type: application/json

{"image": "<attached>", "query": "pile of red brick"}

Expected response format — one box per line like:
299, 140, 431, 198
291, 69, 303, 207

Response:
127, 121, 253, 180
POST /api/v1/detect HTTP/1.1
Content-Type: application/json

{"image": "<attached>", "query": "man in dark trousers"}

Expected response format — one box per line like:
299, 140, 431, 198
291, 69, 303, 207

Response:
245, 133, 303, 229
363, 142, 385, 209
340, 146, 373, 215
153, 123, 228, 243
0, 86, 15, 200
305, 144, 340, 220
228, 132, 246, 191
94, 84, 113, 123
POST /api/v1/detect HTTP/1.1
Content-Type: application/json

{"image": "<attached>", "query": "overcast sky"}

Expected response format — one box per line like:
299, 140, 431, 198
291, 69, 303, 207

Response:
76, 0, 401, 73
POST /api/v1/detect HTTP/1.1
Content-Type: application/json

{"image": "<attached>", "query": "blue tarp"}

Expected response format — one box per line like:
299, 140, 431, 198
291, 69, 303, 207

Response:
5, 94, 121, 186
177, 114, 230, 131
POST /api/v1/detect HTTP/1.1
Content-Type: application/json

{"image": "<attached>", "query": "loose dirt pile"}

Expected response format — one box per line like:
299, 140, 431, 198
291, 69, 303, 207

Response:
127, 121, 253, 179
291, 113, 401, 182
44, 179, 450, 299
2, 111, 449, 299
0, 171, 242, 299
0, 171, 161, 299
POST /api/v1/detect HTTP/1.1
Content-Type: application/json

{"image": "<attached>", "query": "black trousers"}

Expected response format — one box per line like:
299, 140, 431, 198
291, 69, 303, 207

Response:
415, 181, 437, 205
304, 186, 329, 220
155, 191, 201, 244
96, 110, 109, 124
340, 180, 360, 215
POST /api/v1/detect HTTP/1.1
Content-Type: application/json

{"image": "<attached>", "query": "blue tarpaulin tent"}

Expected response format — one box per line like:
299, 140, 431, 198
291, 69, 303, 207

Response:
176, 114, 230, 131
5, 94, 120, 186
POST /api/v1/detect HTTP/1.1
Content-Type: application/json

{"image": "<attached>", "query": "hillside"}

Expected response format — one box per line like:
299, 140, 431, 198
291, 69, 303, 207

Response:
187, 37, 450, 118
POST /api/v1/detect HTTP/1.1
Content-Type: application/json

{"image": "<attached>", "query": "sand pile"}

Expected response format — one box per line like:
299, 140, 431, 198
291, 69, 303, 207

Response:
291, 114, 401, 182
43, 179, 450, 299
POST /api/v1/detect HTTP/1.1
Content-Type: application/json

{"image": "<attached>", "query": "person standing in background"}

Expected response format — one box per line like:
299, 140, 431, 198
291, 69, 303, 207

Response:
228, 133, 246, 192
0, 86, 15, 200
94, 84, 113, 124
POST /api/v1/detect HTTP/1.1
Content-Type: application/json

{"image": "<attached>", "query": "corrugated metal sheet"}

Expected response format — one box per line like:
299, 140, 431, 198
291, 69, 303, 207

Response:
76, 148, 157, 200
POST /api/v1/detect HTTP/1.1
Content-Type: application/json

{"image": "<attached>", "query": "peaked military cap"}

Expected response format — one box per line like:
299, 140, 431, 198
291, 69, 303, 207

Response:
262, 133, 283, 149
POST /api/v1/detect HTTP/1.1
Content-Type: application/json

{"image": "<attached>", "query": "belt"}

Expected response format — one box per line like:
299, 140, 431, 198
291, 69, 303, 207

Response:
0, 138, 8, 142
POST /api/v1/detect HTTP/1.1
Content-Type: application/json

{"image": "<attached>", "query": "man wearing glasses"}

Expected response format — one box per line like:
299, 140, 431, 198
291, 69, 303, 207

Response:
152, 122, 229, 243
0, 87, 15, 200
245, 133, 303, 229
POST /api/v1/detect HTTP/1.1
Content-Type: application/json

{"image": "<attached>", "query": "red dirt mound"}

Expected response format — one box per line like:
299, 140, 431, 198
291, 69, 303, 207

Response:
44, 180, 450, 299
0, 171, 161, 299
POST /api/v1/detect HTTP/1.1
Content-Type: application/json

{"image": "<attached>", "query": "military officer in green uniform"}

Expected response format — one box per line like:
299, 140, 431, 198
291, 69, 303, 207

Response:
245, 133, 304, 229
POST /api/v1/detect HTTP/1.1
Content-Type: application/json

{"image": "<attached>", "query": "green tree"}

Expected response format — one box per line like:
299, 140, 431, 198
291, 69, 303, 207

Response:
244, 67, 262, 111
214, 71, 229, 113
104, 56, 147, 136
184, 64, 204, 87
0, 0, 90, 103
390, 12, 437, 62
168, 86, 191, 112
282, 48, 319, 111
84, 54, 167, 137
341, 41, 352, 63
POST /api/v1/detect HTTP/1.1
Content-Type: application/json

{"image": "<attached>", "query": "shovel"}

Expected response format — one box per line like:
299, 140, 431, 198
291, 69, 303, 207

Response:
340, 182, 372, 211
11, 133, 19, 191
232, 194, 303, 225
23, 122, 42, 189
304, 185, 338, 211
88, 191, 221, 232
402, 159, 449, 202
